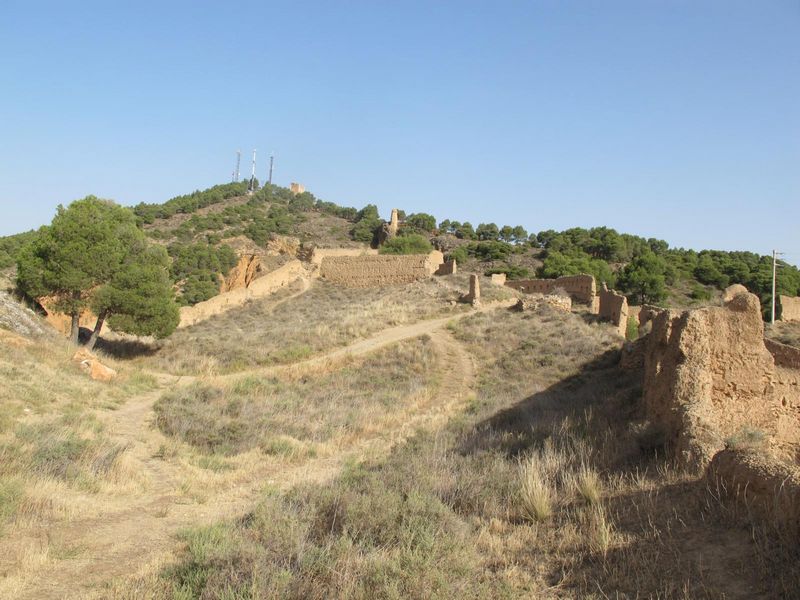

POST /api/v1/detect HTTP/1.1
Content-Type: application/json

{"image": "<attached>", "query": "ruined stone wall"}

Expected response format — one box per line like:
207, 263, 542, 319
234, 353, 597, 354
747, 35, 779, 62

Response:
505, 274, 596, 305
780, 295, 800, 322
435, 259, 457, 276
707, 450, 800, 537
765, 338, 800, 370
642, 291, 793, 471
513, 293, 572, 313
598, 285, 629, 337
179, 259, 305, 328
490, 273, 506, 286
320, 251, 444, 287
309, 246, 378, 266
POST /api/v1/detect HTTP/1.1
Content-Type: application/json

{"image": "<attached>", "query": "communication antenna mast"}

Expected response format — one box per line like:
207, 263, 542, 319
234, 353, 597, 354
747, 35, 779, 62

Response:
248, 149, 257, 193
234, 150, 241, 182
268, 153, 274, 185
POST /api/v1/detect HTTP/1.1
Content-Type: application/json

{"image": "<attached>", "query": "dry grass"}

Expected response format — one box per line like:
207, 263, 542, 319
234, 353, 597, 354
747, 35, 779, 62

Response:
142, 279, 466, 375
153, 338, 437, 455
127, 305, 800, 599
766, 320, 800, 348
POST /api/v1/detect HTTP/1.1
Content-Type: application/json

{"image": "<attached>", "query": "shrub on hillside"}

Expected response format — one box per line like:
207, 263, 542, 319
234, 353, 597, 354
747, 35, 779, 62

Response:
379, 234, 433, 255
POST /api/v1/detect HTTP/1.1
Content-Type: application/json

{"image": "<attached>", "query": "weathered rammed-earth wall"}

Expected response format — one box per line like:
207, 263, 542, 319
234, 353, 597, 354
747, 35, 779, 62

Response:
435, 259, 457, 276
179, 259, 305, 327
642, 290, 800, 470
505, 274, 596, 305
780, 295, 800, 322
320, 251, 444, 287
309, 246, 378, 266
598, 284, 629, 337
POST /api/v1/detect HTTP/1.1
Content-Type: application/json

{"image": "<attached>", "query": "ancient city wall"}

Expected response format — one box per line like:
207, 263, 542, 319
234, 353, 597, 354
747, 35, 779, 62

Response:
320, 251, 444, 287
505, 274, 596, 305
641, 290, 799, 471
309, 246, 378, 266
780, 295, 800, 322
179, 259, 305, 328
598, 284, 629, 337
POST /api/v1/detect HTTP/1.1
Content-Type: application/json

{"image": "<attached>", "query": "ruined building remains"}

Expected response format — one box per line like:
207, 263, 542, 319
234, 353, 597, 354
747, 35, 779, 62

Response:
320, 251, 444, 287
505, 274, 596, 306
289, 182, 305, 195
780, 295, 800, 322
597, 283, 629, 337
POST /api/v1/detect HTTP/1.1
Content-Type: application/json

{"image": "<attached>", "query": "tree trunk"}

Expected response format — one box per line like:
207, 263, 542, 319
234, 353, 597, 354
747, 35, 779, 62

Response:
69, 312, 80, 346
85, 310, 108, 352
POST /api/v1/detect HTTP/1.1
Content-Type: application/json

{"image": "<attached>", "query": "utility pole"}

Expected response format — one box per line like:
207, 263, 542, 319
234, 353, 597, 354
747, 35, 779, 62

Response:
771, 250, 785, 324
248, 149, 257, 193
268, 153, 274, 185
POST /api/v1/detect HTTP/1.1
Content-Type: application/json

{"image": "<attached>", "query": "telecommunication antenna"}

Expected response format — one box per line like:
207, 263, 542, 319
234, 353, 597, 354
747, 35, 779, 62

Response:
771, 249, 785, 324
248, 149, 257, 193
268, 153, 274, 185
233, 150, 241, 182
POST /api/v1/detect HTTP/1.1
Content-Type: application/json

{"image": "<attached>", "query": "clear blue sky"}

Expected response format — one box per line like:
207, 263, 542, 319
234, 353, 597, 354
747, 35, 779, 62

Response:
1, 1, 798, 262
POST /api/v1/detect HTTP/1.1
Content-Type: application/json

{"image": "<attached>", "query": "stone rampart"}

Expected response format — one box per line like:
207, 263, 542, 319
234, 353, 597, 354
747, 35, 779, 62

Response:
598, 284, 629, 337
505, 274, 596, 306
320, 251, 444, 287
779, 295, 800, 322
179, 259, 305, 328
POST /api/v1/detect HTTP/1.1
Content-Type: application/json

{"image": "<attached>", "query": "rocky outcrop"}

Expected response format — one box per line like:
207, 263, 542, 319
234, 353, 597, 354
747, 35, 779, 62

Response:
266, 234, 301, 257
221, 255, 262, 293
72, 348, 117, 382
0, 291, 49, 338
642, 290, 795, 471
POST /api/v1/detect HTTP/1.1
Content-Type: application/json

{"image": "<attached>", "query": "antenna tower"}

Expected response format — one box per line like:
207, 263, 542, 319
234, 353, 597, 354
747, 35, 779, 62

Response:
234, 150, 241, 182
268, 153, 274, 185
249, 149, 257, 193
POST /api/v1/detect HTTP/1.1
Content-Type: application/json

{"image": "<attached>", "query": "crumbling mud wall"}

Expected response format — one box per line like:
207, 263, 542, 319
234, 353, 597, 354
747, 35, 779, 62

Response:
642, 290, 800, 471
513, 293, 572, 313
706, 450, 800, 537
505, 274, 596, 306
435, 259, 457, 276
765, 338, 800, 370
179, 259, 305, 327
598, 284, 629, 337
320, 251, 444, 287
308, 246, 378, 266
779, 295, 800, 322
490, 273, 506, 286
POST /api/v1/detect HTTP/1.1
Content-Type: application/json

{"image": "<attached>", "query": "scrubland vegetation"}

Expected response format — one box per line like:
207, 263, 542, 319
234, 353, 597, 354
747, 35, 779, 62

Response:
92, 307, 799, 599
140, 279, 466, 375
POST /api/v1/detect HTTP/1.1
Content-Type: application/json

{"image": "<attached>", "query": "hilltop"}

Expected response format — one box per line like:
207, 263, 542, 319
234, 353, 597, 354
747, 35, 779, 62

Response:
3, 181, 797, 317
1, 183, 799, 598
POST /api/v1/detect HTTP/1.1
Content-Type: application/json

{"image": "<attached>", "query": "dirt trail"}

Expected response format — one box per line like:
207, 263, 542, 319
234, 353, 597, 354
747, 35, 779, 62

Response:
9, 305, 492, 599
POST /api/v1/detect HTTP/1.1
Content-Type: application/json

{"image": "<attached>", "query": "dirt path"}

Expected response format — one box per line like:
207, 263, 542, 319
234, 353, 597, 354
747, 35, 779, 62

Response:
9, 306, 489, 599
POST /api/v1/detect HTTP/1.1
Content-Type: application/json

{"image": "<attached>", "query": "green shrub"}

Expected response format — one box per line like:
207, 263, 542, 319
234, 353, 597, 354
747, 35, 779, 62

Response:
379, 234, 433, 255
